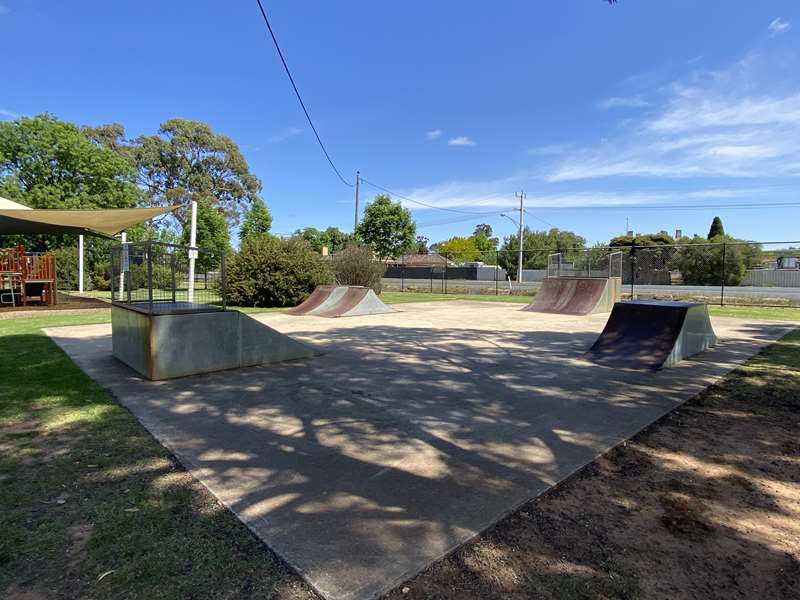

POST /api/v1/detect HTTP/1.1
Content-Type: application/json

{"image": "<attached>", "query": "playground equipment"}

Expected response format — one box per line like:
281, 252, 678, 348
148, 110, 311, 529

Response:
0, 245, 57, 307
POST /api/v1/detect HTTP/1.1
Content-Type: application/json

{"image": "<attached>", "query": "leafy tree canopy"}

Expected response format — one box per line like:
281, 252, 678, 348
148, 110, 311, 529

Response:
437, 236, 481, 263
471, 223, 499, 256
0, 114, 140, 210
609, 232, 675, 247
239, 197, 273, 241
355, 194, 416, 259
91, 119, 263, 226
497, 227, 586, 272
414, 235, 429, 254
293, 226, 353, 253
707, 216, 725, 240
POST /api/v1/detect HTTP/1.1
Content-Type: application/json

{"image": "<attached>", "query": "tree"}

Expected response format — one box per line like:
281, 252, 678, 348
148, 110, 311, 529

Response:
180, 200, 230, 271
437, 236, 481, 263
708, 216, 725, 240
355, 194, 416, 259
226, 236, 334, 307
129, 119, 261, 225
415, 236, 429, 254
497, 227, 586, 275
0, 114, 141, 250
609, 232, 675, 247
471, 223, 499, 261
239, 197, 272, 241
321, 227, 353, 252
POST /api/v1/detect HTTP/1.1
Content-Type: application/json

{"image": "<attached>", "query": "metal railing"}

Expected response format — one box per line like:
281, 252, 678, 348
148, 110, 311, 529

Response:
110, 240, 226, 315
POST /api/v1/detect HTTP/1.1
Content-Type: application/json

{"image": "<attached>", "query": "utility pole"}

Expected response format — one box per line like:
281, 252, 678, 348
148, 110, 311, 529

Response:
516, 191, 526, 285
354, 171, 361, 232
625, 216, 630, 235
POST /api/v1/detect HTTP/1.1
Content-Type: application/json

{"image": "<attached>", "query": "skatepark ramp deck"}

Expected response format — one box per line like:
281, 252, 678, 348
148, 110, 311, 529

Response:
586, 300, 717, 370
523, 277, 621, 315
288, 285, 394, 318
112, 306, 316, 380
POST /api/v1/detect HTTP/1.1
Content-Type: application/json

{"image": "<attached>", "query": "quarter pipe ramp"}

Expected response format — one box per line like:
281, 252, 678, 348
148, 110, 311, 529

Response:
523, 277, 621, 315
586, 300, 717, 370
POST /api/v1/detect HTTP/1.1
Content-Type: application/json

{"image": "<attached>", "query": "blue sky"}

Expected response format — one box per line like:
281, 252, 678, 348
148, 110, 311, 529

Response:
2, 1, 799, 246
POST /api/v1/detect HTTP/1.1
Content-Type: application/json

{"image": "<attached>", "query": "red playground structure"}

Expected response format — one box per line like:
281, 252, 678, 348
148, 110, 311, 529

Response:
0, 245, 57, 307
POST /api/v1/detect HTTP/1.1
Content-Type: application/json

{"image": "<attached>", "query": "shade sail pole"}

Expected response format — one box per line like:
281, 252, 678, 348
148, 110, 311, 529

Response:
188, 201, 197, 303
78, 235, 84, 293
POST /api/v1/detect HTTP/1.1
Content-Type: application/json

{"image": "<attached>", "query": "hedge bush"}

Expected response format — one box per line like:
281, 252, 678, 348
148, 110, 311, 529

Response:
331, 244, 385, 293
226, 235, 334, 307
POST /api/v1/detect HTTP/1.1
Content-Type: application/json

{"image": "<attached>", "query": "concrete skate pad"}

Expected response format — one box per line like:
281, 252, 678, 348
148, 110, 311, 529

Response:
523, 276, 620, 315
587, 300, 717, 370
45, 302, 794, 600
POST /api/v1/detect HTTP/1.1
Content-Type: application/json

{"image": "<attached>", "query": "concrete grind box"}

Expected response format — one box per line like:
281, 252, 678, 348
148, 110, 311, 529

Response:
111, 306, 316, 380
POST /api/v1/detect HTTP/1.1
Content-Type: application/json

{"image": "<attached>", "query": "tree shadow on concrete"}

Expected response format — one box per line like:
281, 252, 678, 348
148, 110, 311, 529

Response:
42, 317, 796, 600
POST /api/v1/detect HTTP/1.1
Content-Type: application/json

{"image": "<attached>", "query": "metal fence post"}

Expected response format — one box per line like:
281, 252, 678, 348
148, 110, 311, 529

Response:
220, 250, 227, 311
630, 246, 636, 300
495, 251, 499, 296
146, 241, 153, 314
444, 253, 448, 295
721, 242, 726, 307
401, 255, 405, 292
170, 249, 177, 304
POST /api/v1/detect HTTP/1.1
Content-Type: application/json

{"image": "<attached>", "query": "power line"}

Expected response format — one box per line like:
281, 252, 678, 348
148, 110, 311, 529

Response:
253, 0, 353, 187
360, 177, 511, 215
529, 201, 800, 211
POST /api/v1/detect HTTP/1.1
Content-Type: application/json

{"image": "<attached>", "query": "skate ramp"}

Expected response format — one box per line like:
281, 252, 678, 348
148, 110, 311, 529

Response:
112, 306, 316, 380
313, 286, 394, 318
586, 300, 717, 370
523, 277, 620, 315
286, 285, 344, 315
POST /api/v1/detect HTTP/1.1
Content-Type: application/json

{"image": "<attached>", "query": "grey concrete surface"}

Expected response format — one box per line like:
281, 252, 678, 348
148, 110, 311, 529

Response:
45, 302, 795, 600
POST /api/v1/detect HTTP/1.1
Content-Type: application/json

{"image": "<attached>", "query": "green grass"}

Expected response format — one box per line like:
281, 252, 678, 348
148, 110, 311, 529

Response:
380, 291, 532, 304
0, 313, 313, 599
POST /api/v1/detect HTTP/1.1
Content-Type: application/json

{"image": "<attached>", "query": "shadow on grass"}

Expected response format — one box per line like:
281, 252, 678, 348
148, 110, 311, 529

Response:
0, 329, 318, 600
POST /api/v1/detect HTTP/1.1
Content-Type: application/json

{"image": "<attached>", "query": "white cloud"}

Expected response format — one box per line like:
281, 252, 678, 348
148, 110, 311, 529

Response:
768, 17, 791, 37
448, 136, 476, 147
597, 95, 648, 110
0, 108, 19, 119
267, 127, 302, 143
425, 129, 442, 141
547, 51, 800, 182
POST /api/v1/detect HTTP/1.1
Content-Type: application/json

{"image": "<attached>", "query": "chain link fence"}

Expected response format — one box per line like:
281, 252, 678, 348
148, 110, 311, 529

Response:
382, 241, 800, 308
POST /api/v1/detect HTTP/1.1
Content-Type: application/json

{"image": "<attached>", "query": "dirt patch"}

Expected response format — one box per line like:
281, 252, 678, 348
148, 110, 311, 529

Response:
0, 293, 109, 319
3, 584, 50, 600
65, 523, 94, 570
385, 335, 800, 599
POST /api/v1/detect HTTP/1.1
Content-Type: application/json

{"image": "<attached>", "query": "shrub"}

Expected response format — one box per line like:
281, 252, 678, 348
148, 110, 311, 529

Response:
226, 235, 334, 307
91, 260, 112, 291
331, 244, 386, 293
52, 246, 81, 291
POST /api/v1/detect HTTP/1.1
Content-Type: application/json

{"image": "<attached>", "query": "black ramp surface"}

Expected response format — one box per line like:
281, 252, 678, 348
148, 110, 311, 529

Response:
587, 301, 694, 370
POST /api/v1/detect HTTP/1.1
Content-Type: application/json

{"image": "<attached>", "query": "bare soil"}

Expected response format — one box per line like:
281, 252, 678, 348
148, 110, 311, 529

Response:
386, 332, 800, 600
